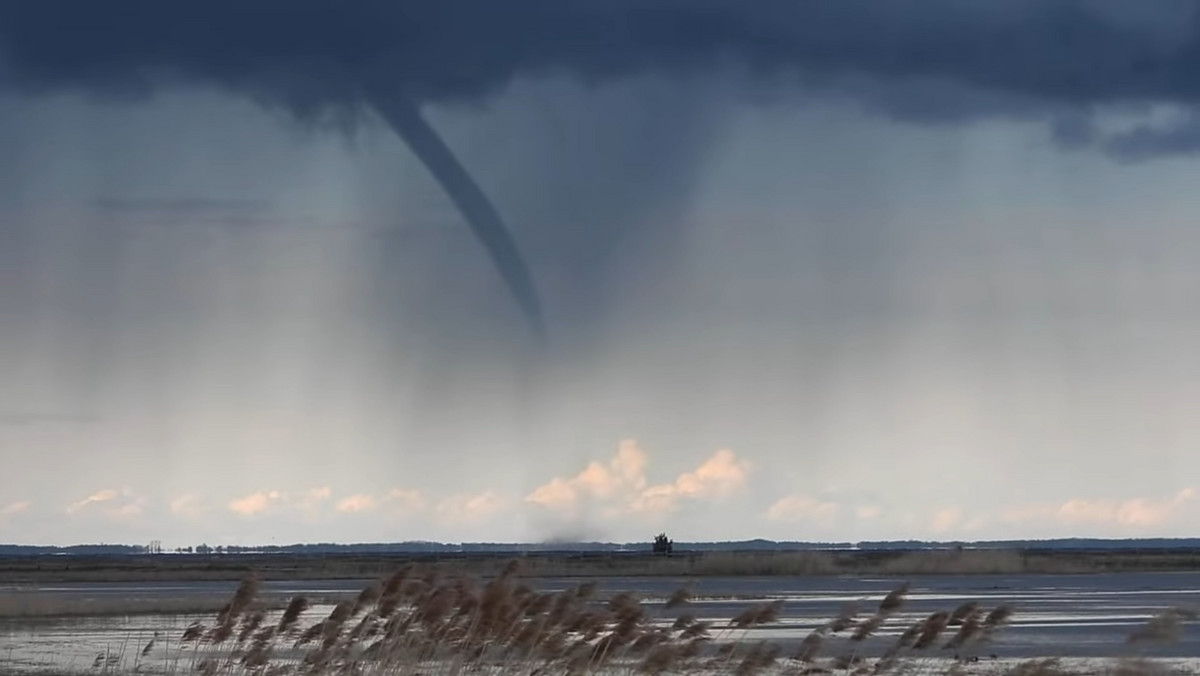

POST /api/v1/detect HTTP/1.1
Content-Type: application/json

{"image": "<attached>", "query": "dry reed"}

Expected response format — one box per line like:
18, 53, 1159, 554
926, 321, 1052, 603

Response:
156, 564, 1200, 676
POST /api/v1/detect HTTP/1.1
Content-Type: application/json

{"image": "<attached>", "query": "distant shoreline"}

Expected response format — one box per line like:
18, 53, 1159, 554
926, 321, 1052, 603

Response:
3, 547, 1199, 583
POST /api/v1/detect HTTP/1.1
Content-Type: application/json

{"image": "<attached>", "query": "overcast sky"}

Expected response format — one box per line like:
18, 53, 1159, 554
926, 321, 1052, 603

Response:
3, 1, 1200, 547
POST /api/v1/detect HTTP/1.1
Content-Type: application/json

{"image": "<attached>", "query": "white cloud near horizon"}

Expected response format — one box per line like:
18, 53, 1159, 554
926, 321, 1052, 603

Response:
760, 487, 1200, 541
384, 489, 428, 515
328, 488, 493, 526
525, 439, 648, 510
228, 490, 283, 516
525, 441, 750, 519
335, 494, 377, 514
930, 507, 968, 534
878, 488, 1200, 539
764, 494, 839, 523
65, 489, 146, 519
856, 505, 883, 520
1001, 488, 1198, 530
30, 465, 1200, 545
331, 490, 429, 516
1, 501, 32, 517
227, 487, 331, 517
435, 491, 505, 525
66, 489, 120, 514
169, 494, 208, 519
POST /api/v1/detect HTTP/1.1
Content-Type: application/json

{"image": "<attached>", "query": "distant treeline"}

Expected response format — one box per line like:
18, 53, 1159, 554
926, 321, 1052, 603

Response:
3, 537, 1200, 557
855, 538, 1200, 550
0, 544, 146, 556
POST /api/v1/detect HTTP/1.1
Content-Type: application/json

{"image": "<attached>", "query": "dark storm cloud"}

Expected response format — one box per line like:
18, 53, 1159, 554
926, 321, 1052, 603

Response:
1, 1, 1198, 120
4, 0, 1200, 338
1103, 114, 1200, 161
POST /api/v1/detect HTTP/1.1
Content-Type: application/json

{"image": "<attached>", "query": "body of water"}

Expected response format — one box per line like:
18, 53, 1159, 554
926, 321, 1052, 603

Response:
2, 571, 1199, 672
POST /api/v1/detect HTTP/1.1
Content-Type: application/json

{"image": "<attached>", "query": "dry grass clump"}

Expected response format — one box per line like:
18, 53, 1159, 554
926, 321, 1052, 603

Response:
171, 570, 881, 674
477, 550, 842, 578
182, 561, 788, 674
688, 551, 837, 576
1005, 657, 1197, 676
1005, 658, 1079, 675
170, 564, 1198, 676
1127, 607, 1199, 646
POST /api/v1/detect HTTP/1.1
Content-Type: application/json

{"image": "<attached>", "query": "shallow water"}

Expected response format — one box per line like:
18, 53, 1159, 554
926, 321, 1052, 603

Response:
2, 571, 1199, 673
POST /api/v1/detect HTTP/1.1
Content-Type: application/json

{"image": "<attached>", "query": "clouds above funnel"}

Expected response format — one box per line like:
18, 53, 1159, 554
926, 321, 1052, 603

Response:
2, 1, 1200, 157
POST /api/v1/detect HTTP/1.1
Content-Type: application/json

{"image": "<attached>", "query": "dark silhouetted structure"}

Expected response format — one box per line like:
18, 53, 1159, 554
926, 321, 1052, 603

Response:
653, 533, 673, 555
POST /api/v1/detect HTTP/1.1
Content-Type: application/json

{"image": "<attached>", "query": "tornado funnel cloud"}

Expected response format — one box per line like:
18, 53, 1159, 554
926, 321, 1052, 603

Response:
370, 91, 545, 340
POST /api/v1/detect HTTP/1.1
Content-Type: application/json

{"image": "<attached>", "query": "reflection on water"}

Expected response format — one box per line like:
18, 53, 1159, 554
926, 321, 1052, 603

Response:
1, 614, 195, 673
2, 572, 1200, 673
